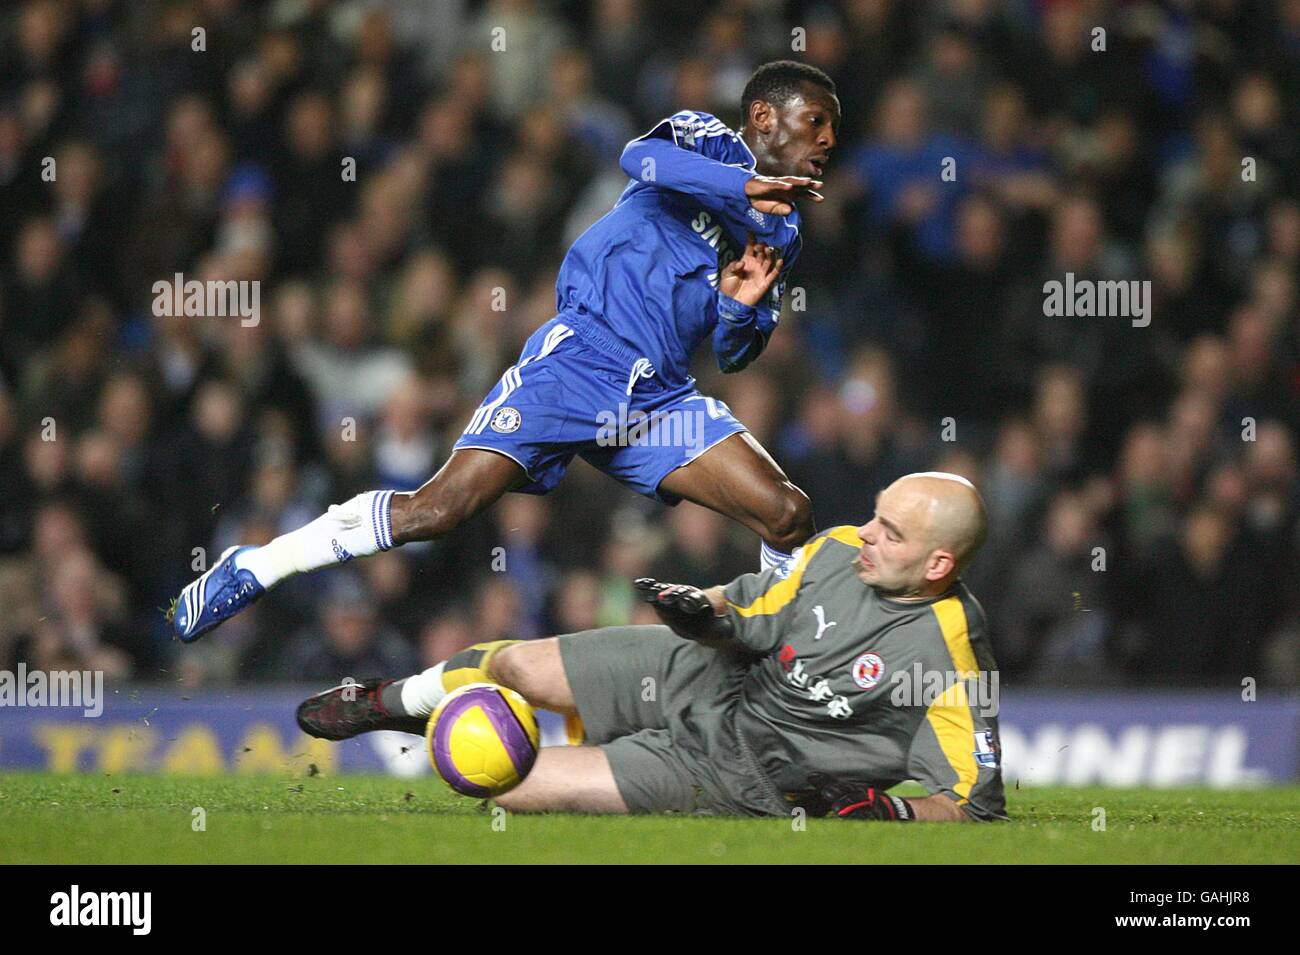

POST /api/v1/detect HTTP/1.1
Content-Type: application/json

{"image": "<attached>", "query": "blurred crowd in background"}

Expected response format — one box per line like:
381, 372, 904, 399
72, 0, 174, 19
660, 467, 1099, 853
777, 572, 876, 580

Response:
0, 0, 1297, 689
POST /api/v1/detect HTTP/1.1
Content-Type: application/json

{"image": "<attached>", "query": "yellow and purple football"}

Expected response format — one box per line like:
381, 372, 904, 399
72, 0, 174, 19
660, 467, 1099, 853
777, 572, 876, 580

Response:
426, 683, 540, 797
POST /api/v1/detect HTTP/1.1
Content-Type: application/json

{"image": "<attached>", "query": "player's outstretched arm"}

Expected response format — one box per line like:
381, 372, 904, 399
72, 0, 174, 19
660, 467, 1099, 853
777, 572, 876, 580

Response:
634, 578, 736, 648
619, 114, 821, 221
620, 132, 753, 213
744, 174, 824, 216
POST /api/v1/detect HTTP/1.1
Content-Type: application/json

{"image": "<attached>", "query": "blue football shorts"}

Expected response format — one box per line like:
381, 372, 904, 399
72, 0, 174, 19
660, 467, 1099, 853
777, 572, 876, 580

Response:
453, 316, 746, 504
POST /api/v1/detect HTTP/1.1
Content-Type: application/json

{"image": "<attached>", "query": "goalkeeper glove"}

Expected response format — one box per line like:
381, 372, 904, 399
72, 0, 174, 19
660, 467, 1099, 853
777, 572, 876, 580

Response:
807, 773, 915, 821
634, 578, 735, 643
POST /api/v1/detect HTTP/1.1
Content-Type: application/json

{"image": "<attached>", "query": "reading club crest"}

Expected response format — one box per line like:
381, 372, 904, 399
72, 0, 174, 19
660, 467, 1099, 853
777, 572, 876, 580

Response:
490, 407, 522, 434
851, 652, 885, 689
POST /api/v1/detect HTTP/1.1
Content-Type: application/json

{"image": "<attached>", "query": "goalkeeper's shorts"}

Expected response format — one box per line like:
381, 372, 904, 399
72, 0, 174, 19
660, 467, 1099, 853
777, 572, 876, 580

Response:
556, 625, 787, 816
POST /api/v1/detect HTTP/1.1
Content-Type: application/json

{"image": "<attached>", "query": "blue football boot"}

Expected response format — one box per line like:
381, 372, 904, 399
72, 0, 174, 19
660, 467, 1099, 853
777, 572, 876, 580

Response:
169, 545, 265, 642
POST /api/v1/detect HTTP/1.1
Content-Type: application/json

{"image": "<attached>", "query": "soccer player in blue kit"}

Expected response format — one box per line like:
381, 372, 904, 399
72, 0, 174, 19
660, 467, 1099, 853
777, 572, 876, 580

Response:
171, 60, 840, 642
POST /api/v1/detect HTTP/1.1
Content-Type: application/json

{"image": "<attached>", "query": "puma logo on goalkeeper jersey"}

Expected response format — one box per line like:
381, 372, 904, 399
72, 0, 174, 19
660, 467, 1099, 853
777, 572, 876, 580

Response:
811, 605, 837, 640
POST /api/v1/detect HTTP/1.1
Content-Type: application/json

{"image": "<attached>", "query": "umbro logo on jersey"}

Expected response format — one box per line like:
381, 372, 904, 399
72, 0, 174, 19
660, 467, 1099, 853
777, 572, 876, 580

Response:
811, 605, 837, 640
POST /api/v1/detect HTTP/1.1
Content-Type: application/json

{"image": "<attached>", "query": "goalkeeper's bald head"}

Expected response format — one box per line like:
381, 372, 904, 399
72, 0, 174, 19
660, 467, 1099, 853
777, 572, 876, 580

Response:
854, 472, 988, 600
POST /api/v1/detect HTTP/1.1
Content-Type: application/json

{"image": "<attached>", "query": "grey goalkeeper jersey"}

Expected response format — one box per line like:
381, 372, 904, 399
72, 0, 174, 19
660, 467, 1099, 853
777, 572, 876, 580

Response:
722, 526, 1007, 821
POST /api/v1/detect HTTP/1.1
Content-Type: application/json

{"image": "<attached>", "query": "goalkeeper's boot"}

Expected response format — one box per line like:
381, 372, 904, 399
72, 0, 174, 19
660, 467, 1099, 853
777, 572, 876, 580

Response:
296, 679, 428, 740
169, 545, 265, 643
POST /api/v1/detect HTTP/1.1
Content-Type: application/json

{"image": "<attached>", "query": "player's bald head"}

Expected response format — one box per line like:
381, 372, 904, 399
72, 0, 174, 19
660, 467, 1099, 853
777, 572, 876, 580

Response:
885, 472, 988, 572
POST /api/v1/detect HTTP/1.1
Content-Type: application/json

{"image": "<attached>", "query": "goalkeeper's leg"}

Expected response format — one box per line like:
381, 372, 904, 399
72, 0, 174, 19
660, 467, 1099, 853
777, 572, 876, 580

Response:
388, 638, 575, 718
297, 635, 668, 815
406, 638, 630, 814
295, 638, 574, 740
493, 746, 629, 814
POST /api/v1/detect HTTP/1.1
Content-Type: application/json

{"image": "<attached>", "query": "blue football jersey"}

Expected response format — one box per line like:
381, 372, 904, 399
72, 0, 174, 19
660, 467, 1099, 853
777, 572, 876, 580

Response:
555, 110, 804, 386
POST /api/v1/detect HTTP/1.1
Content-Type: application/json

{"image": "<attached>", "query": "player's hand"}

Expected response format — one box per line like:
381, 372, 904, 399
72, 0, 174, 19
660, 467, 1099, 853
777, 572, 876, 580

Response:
745, 174, 824, 216
807, 773, 915, 821
719, 233, 783, 307
634, 578, 735, 644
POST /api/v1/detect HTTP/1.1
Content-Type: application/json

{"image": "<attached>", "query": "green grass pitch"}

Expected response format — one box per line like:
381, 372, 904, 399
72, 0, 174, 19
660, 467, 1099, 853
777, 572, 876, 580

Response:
1, 772, 1295, 864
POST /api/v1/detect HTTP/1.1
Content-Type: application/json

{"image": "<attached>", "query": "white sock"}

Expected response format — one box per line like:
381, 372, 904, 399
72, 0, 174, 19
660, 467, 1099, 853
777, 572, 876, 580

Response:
235, 490, 396, 589
760, 540, 799, 579
398, 662, 447, 718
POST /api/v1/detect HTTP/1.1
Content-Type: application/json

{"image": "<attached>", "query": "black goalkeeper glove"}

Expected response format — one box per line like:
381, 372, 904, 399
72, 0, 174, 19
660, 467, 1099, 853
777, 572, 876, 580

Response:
807, 773, 915, 821
634, 578, 735, 643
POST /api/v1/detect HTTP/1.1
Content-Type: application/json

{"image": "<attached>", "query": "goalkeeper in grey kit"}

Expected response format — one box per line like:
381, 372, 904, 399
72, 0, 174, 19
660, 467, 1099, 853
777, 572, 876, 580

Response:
297, 472, 1007, 822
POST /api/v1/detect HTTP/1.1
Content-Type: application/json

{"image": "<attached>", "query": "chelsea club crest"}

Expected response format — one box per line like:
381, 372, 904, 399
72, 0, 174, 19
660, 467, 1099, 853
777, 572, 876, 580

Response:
490, 407, 522, 434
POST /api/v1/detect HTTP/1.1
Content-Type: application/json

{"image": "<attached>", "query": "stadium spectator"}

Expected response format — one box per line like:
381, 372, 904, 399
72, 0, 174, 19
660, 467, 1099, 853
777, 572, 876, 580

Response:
281, 571, 417, 682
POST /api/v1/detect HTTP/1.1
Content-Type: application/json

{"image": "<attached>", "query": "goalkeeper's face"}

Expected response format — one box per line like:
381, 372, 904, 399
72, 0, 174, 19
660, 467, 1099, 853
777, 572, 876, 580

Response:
852, 483, 949, 599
